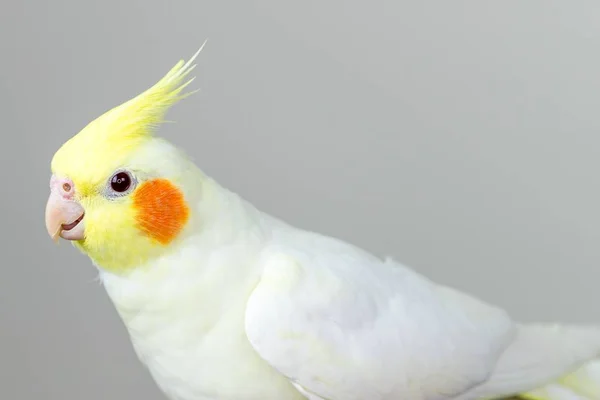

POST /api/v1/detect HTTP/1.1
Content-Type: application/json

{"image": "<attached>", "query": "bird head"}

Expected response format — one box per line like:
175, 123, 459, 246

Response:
45, 44, 207, 273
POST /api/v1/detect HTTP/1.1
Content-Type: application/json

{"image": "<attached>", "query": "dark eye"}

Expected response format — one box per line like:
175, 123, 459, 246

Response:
110, 172, 132, 193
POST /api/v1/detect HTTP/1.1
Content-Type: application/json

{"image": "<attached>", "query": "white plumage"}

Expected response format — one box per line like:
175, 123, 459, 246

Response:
95, 137, 600, 400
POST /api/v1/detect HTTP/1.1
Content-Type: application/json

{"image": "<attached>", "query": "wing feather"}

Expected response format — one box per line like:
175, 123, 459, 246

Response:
244, 232, 515, 400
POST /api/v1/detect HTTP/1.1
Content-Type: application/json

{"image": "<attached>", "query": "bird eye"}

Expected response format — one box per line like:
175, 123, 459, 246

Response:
109, 171, 134, 194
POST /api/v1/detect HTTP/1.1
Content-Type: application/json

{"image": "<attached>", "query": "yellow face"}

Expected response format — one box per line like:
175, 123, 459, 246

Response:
49, 136, 190, 273
44, 47, 203, 273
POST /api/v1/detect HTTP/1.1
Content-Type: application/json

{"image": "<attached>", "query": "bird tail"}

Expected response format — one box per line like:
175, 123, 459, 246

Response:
462, 323, 600, 400
518, 359, 600, 399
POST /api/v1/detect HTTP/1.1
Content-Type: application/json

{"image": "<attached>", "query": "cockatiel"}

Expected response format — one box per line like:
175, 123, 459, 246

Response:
44, 44, 600, 400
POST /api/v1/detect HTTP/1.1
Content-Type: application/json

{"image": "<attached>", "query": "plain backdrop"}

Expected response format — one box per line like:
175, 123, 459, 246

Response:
1, 1, 600, 399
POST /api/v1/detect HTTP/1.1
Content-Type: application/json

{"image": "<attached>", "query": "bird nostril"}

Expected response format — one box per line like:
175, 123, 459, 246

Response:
62, 183, 71, 192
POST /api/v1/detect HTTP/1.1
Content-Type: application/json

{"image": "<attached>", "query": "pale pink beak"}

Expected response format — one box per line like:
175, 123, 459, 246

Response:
45, 175, 86, 242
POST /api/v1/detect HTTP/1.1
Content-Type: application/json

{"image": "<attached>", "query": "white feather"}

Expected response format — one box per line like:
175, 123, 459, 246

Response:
96, 138, 600, 400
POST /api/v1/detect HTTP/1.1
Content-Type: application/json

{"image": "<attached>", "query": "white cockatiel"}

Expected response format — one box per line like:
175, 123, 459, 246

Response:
44, 44, 600, 400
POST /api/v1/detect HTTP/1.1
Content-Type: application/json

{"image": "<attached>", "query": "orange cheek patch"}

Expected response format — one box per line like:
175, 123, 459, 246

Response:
133, 179, 190, 245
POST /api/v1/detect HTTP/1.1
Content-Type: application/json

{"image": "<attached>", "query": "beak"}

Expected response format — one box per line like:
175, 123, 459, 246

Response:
45, 191, 85, 242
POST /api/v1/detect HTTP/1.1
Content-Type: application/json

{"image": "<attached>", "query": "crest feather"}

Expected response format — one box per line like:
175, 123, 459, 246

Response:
105, 39, 207, 137
51, 41, 208, 187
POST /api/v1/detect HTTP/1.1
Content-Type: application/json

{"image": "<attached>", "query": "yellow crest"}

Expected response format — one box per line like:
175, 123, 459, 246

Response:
51, 41, 207, 190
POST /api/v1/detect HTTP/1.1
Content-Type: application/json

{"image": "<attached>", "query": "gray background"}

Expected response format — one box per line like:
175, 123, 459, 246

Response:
1, 1, 599, 399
